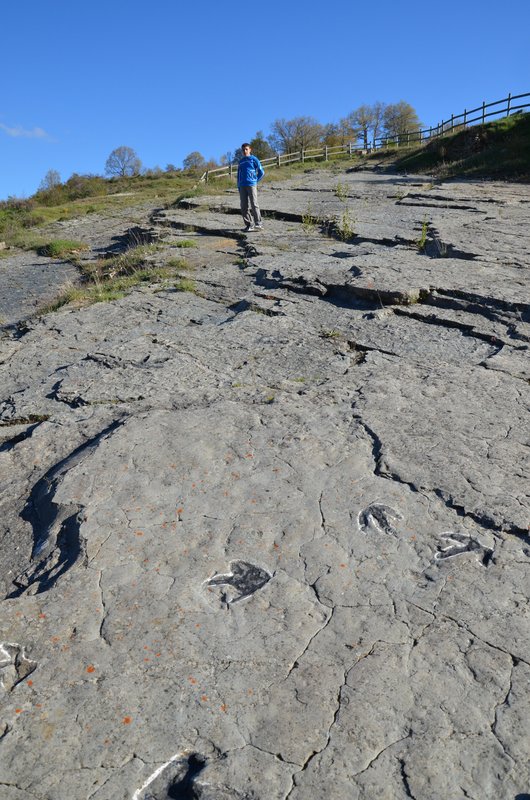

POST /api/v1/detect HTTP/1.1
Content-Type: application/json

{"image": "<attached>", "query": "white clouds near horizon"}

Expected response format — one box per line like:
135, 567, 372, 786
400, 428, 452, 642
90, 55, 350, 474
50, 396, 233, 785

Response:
0, 122, 50, 139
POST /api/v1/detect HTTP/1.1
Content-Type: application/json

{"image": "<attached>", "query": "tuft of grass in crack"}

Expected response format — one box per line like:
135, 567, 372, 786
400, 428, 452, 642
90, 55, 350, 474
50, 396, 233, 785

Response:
37, 239, 89, 258
417, 216, 429, 252
334, 182, 348, 202
78, 244, 159, 281
174, 277, 197, 293
0, 414, 50, 426
333, 209, 356, 241
320, 329, 342, 339
302, 201, 318, 232
167, 256, 189, 269
174, 239, 198, 248
39, 244, 185, 313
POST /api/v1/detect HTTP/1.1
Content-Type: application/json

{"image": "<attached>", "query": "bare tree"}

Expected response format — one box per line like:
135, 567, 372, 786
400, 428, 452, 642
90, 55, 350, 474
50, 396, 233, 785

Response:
344, 106, 373, 149
340, 103, 386, 149
39, 169, 61, 191
249, 131, 276, 160
182, 151, 206, 172
322, 123, 346, 147
105, 146, 142, 177
383, 101, 421, 143
339, 112, 361, 146
371, 101, 385, 147
268, 116, 323, 154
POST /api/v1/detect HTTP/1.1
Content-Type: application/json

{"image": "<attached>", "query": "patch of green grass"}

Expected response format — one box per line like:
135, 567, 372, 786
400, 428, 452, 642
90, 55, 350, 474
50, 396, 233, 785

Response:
166, 256, 189, 269
40, 264, 177, 314
79, 244, 160, 281
320, 329, 342, 338
38, 243, 185, 314
37, 239, 89, 258
40, 283, 126, 313
174, 239, 198, 248
174, 277, 197, 293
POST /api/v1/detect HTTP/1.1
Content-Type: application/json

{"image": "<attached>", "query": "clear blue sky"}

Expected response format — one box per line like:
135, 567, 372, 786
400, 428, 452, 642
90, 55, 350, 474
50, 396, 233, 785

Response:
1, 0, 529, 200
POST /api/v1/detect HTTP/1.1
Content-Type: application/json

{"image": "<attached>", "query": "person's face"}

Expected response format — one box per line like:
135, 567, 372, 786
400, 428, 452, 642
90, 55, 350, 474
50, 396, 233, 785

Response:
243, 146, 251, 156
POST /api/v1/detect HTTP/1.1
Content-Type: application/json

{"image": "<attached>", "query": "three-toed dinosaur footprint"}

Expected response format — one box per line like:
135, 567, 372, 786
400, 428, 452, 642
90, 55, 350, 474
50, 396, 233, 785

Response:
206, 560, 271, 604
357, 503, 403, 536
435, 532, 494, 566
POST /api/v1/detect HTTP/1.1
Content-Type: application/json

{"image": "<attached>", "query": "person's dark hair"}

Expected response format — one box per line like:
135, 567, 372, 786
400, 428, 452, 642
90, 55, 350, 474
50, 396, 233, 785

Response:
241, 142, 251, 150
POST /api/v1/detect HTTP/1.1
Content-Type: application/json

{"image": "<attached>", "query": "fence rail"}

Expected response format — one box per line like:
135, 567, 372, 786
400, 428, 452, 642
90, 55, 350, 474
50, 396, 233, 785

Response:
201, 91, 529, 182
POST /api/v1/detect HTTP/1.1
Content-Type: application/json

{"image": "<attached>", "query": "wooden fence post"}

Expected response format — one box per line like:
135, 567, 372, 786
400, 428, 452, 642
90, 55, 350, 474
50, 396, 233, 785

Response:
301, 149, 304, 163
349, 142, 353, 157
277, 155, 281, 167
229, 163, 233, 179
463, 109, 467, 126
451, 114, 454, 131
325, 146, 328, 161
205, 171, 209, 184
507, 93, 512, 116
482, 102, 486, 124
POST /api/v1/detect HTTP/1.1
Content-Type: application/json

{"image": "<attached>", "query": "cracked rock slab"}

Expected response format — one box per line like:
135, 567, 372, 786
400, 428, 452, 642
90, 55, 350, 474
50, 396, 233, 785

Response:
1, 167, 529, 800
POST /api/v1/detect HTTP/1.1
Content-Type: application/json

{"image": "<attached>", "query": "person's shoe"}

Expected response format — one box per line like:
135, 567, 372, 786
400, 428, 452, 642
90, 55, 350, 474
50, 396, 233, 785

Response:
243, 225, 256, 232
255, 223, 263, 229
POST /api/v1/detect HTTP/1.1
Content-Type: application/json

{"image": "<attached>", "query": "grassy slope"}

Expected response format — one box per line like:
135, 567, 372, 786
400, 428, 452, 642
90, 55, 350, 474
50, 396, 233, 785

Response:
390, 113, 530, 180
1, 121, 527, 313
0, 155, 358, 251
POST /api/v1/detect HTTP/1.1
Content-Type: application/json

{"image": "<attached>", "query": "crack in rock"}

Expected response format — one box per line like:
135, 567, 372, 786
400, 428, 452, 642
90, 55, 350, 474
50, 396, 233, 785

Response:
8, 418, 126, 598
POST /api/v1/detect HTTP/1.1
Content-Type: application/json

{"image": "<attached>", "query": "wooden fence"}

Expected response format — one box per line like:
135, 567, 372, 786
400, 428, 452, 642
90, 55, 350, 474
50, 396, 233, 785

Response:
201, 91, 530, 182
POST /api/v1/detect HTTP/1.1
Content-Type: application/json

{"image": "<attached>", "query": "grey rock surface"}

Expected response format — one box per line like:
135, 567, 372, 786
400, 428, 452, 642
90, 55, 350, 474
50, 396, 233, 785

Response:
0, 168, 529, 799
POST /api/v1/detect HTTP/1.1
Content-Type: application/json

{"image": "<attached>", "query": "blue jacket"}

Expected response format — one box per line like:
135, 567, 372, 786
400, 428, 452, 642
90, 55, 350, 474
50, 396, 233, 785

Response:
237, 155, 264, 187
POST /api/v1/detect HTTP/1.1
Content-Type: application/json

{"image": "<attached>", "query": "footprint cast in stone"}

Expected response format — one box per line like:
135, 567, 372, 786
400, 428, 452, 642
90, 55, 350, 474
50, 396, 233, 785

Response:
206, 560, 271, 605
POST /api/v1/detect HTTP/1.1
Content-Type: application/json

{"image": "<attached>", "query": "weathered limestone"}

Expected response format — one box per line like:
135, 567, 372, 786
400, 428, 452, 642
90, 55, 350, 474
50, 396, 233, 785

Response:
0, 168, 528, 799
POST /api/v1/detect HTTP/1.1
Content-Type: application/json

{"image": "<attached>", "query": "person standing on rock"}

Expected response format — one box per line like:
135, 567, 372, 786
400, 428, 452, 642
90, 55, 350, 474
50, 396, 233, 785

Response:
237, 143, 264, 232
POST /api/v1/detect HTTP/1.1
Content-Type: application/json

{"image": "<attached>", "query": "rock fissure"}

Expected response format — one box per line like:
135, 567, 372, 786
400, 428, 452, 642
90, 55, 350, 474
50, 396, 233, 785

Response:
411, 602, 530, 668
97, 570, 111, 647
0, 784, 45, 800
285, 606, 334, 680
399, 757, 418, 799
490, 657, 517, 762
8, 418, 126, 598
284, 668, 350, 798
